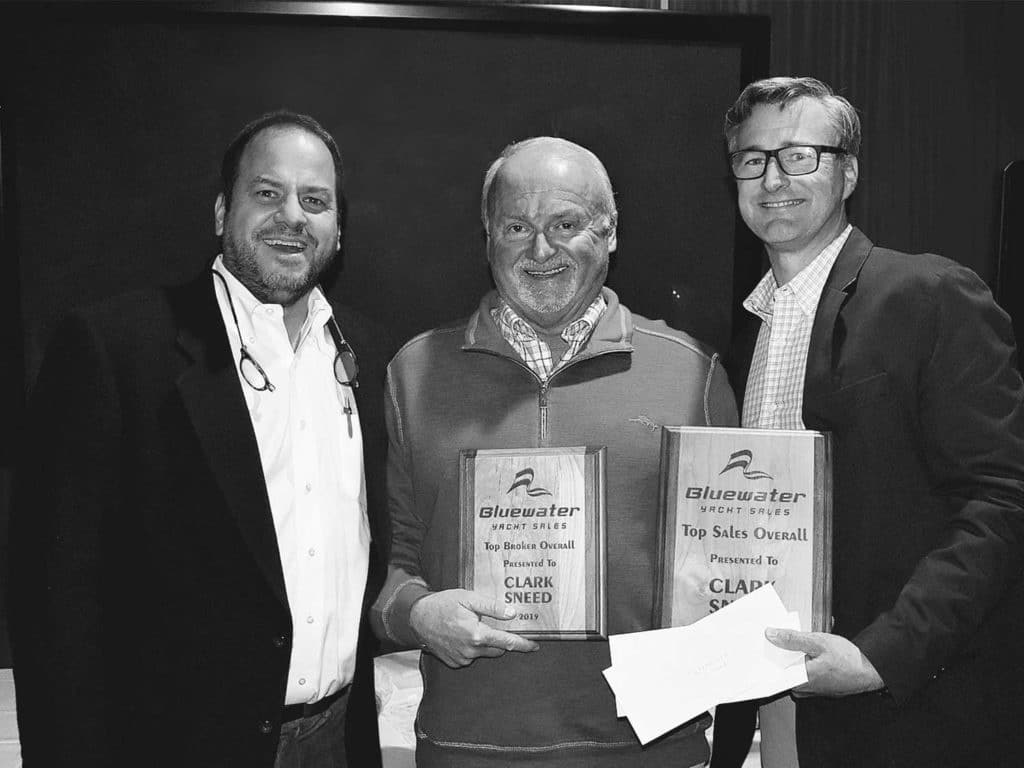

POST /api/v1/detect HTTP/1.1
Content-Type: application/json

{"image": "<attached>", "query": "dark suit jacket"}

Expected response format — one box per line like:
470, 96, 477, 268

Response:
728, 227, 1024, 766
8, 272, 393, 768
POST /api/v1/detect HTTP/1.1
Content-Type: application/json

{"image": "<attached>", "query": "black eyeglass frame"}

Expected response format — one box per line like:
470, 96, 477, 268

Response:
728, 144, 847, 180
211, 267, 359, 393
326, 316, 360, 390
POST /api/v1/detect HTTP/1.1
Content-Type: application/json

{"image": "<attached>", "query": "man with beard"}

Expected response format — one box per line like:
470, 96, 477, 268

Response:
371, 137, 737, 766
9, 112, 392, 768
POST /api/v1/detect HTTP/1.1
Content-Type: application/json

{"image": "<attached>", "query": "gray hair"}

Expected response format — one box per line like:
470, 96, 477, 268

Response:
723, 77, 861, 156
480, 136, 617, 234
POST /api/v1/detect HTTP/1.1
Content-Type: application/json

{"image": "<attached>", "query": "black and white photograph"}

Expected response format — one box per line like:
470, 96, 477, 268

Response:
1, 2, 1022, 767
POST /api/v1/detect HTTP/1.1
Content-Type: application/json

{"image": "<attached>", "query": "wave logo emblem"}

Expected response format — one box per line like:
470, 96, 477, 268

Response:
718, 449, 773, 481
506, 468, 552, 497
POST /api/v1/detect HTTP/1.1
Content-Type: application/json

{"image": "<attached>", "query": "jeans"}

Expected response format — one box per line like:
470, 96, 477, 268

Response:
275, 688, 351, 768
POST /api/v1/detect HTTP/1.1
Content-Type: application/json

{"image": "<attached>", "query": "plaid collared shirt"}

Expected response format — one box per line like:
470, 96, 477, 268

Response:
742, 225, 852, 429
491, 295, 607, 382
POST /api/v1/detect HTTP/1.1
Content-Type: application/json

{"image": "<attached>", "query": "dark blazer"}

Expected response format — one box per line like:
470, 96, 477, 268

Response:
8, 272, 393, 768
728, 227, 1024, 766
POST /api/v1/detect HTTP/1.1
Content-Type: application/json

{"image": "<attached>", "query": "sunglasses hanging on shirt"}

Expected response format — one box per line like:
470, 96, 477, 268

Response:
211, 268, 360, 405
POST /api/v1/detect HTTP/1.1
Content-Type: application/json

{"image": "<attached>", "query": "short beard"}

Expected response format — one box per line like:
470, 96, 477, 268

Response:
509, 257, 607, 318
222, 226, 335, 307
512, 276, 577, 316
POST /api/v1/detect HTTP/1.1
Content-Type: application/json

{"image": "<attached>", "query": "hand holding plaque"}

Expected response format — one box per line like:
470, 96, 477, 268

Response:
409, 588, 539, 668
459, 447, 607, 640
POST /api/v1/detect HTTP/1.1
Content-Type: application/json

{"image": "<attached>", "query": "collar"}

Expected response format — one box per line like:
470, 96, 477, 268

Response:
743, 224, 853, 322
464, 287, 633, 358
491, 294, 607, 345
212, 255, 334, 353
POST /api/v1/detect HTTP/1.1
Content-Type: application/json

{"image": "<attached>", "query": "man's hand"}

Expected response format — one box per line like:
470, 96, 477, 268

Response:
410, 589, 540, 668
765, 628, 884, 697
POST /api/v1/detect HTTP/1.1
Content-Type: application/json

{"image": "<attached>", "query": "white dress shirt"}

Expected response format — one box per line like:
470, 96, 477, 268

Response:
212, 256, 369, 706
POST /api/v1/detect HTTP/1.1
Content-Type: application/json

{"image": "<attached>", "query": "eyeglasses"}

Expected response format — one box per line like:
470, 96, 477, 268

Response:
729, 145, 846, 180
211, 268, 359, 394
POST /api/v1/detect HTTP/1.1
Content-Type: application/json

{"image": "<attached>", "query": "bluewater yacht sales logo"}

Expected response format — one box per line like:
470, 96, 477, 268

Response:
718, 449, 773, 481
506, 467, 552, 497
479, 466, 579, 519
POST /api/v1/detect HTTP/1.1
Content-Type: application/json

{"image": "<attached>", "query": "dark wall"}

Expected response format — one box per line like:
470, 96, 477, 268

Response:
7, 12, 752, 379
997, 161, 1024, 362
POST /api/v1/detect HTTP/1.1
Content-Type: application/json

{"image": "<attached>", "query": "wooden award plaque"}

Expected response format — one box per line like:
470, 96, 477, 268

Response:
655, 427, 832, 632
459, 446, 606, 640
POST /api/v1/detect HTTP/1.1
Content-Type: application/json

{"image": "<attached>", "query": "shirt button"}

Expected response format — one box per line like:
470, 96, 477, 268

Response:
306, 616, 315, 624
305, 482, 312, 493
259, 720, 273, 735
247, 335, 256, 344
308, 548, 316, 557
298, 677, 306, 685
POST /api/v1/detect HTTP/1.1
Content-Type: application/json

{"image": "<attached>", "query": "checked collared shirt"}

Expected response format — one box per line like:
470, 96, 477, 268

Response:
742, 225, 852, 430
491, 295, 607, 382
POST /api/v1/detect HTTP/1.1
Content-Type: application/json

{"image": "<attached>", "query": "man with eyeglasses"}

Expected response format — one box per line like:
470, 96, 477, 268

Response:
9, 111, 393, 768
711, 76, 1024, 767
370, 136, 736, 767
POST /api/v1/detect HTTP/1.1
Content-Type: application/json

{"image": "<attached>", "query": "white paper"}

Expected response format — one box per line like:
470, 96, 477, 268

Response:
602, 585, 808, 744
